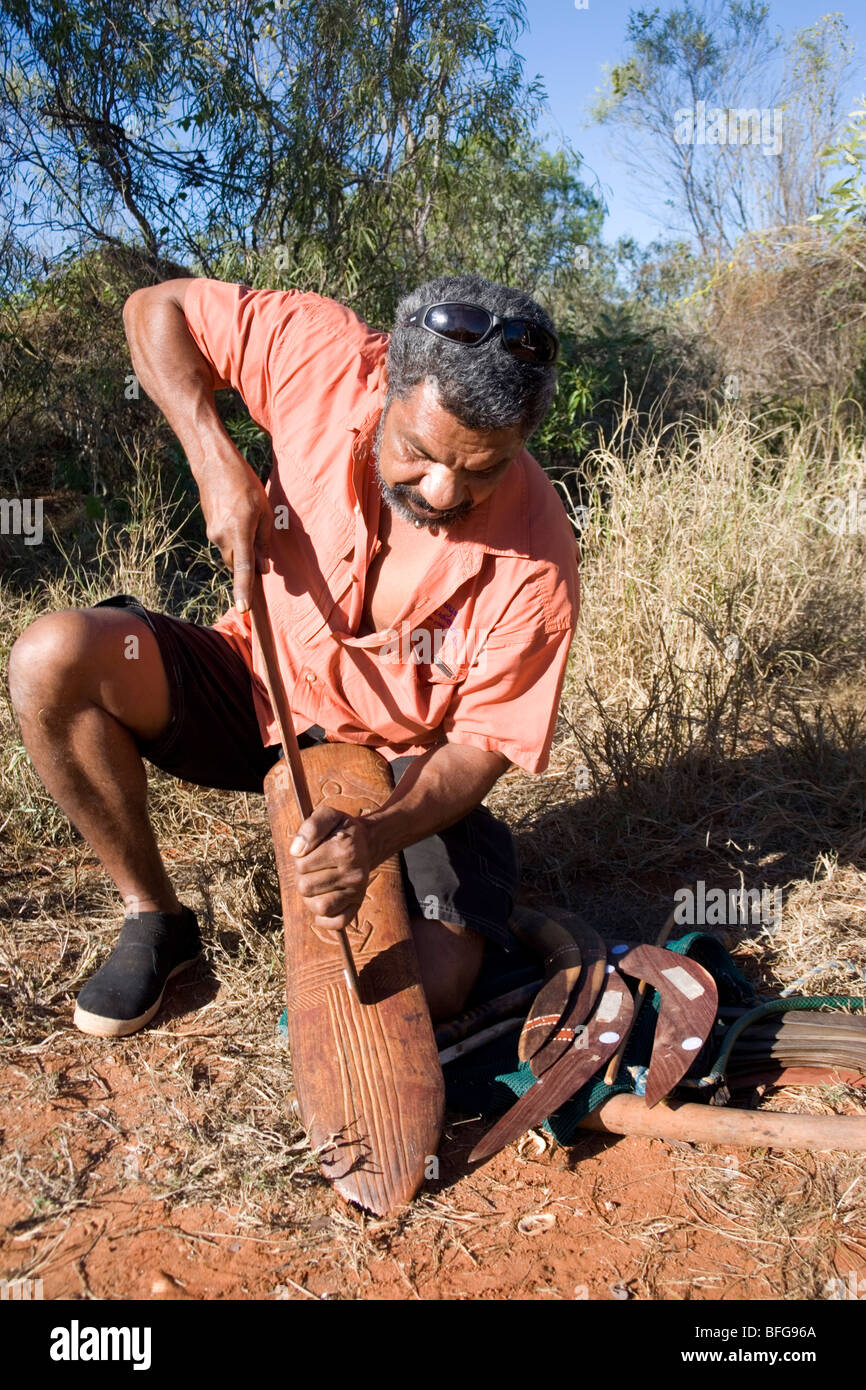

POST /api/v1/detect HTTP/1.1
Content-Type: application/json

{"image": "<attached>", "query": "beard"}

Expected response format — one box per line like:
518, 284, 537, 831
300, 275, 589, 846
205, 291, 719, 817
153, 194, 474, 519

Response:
371, 405, 474, 531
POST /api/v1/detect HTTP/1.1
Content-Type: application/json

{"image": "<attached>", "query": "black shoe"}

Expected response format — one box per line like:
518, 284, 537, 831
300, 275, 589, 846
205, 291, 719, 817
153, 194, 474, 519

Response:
73, 907, 202, 1038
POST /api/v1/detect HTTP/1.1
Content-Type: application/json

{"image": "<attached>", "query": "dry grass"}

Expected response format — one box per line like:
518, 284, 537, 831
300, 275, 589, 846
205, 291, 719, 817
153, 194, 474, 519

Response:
599, 1148, 866, 1300
2, 413, 866, 1297
707, 225, 866, 405
492, 410, 866, 974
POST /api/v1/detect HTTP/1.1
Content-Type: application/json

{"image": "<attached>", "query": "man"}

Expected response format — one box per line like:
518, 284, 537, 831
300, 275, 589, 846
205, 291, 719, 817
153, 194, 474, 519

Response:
8, 273, 579, 1036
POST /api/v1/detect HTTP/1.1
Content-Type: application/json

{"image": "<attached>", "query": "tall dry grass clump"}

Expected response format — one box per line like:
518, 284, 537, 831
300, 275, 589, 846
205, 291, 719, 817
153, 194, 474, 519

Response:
706, 225, 866, 407
1, 452, 230, 859
494, 404, 866, 999
570, 405, 866, 712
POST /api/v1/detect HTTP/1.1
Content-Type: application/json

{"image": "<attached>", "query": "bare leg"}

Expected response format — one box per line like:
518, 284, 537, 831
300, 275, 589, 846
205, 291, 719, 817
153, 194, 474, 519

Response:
8, 608, 179, 915
10, 611, 485, 1023
410, 915, 485, 1021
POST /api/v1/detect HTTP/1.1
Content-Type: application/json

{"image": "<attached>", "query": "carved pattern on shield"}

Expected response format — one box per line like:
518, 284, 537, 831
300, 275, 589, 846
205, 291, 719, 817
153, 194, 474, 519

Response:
348, 915, 375, 951
291, 774, 381, 952
263, 740, 445, 1215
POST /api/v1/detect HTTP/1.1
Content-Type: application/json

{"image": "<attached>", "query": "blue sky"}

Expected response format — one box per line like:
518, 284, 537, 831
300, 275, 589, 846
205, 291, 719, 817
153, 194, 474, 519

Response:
518, 1, 866, 245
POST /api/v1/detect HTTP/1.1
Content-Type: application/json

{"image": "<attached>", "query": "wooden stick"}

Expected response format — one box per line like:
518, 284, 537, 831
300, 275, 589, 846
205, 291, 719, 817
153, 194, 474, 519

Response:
603, 908, 677, 1086
434, 983, 538, 1051
250, 572, 360, 994
438, 1018, 525, 1066
727, 1066, 866, 1091
579, 1092, 866, 1152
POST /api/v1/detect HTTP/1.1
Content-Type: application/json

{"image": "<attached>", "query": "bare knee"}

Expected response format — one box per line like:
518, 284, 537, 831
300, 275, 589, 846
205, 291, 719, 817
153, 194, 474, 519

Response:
411, 916, 485, 1022
8, 610, 95, 714
9, 608, 170, 740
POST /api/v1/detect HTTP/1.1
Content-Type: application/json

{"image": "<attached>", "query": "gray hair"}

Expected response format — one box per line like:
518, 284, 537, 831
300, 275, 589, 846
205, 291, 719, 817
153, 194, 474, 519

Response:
385, 273, 558, 438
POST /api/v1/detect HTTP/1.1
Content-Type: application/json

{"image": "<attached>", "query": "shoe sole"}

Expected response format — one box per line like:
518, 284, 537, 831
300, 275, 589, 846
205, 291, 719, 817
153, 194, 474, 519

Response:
73, 952, 201, 1038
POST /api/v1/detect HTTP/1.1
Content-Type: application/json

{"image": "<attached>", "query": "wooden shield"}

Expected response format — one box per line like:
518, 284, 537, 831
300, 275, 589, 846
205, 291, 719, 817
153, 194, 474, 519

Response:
264, 743, 444, 1216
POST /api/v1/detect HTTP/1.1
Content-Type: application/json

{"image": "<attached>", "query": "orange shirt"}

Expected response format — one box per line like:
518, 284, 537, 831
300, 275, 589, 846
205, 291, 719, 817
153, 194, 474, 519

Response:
183, 279, 579, 774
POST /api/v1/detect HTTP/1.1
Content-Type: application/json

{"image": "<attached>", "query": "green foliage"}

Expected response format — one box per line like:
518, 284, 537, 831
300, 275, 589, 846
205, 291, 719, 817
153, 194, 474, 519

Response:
532, 353, 604, 463
0, 0, 606, 498
810, 99, 866, 228
533, 304, 721, 473
0, 244, 202, 499
0, 0, 546, 302
0, 0, 613, 501
219, 131, 606, 329
223, 413, 272, 480
1, 0, 859, 514
614, 236, 706, 317
422, 137, 604, 300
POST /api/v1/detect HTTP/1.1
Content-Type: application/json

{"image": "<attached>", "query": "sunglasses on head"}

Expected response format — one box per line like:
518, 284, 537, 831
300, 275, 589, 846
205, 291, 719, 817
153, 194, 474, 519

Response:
406, 301, 559, 364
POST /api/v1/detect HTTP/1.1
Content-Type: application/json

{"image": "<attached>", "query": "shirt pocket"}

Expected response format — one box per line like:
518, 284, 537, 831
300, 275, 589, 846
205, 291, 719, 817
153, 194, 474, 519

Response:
424, 624, 490, 684
422, 657, 465, 688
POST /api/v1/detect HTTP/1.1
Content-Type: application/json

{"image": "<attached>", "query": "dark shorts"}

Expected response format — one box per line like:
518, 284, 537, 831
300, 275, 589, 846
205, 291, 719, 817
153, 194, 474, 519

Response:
94, 595, 519, 950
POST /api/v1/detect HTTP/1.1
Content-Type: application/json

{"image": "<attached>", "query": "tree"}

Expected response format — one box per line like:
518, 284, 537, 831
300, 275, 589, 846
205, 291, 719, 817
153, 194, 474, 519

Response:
0, 0, 567, 324
381, 134, 605, 312
774, 14, 858, 228
811, 98, 866, 228
0, 0, 609, 495
592, 3, 856, 254
0, 0, 217, 265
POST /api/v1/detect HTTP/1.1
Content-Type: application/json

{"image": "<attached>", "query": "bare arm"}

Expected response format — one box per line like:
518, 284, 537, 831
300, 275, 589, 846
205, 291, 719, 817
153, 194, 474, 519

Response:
365, 743, 509, 865
290, 742, 510, 930
123, 279, 271, 612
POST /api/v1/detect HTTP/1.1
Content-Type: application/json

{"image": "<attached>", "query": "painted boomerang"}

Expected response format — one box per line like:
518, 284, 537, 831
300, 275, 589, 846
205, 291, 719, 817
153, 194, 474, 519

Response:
617, 944, 718, 1107
509, 907, 583, 1062
521, 910, 609, 1078
468, 970, 634, 1166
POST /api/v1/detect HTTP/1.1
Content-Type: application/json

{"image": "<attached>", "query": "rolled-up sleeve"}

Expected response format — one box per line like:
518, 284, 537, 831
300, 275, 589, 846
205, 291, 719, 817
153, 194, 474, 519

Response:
442, 621, 575, 775
183, 278, 309, 433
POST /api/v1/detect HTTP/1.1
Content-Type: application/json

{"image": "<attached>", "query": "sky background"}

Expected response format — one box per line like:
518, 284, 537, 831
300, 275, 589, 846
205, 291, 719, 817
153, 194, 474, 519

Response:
517, 1, 866, 246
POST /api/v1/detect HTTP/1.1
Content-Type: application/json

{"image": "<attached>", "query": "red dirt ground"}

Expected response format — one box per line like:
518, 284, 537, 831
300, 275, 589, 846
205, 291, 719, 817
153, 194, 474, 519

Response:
2, 1009, 864, 1301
